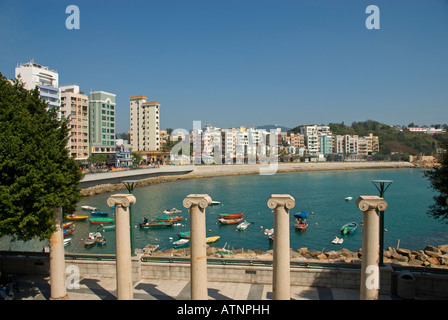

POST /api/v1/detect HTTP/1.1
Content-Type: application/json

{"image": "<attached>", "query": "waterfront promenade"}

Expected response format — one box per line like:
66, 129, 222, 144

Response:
14, 273, 396, 300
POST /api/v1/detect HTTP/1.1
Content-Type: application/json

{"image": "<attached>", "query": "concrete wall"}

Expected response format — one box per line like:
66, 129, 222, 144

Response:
1, 253, 447, 299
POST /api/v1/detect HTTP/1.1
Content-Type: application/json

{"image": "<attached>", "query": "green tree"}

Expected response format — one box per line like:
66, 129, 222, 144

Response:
0, 74, 83, 241
424, 139, 448, 223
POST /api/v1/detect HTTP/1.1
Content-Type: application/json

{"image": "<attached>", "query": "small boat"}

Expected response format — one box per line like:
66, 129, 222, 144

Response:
84, 232, 101, 247
345, 197, 353, 201
173, 238, 190, 248
294, 211, 309, 231
294, 219, 308, 231
89, 217, 115, 224
81, 205, 97, 211
236, 221, 250, 230
178, 231, 191, 238
210, 201, 221, 206
216, 242, 234, 255
96, 236, 107, 246
340, 222, 358, 235
63, 225, 75, 236
219, 217, 244, 225
64, 238, 71, 246
62, 222, 73, 229
139, 221, 173, 228
101, 225, 115, 231
218, 213, 245, 219
163, 208, 182, 214
206, 236, 220, 243
91, 211, 109, 216
66, 214, 88, 221
156, 215, 183, 222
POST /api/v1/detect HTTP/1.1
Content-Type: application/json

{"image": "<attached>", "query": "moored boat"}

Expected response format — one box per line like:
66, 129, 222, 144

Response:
163, 208, 182, 214
63, 225, 75, 236
219, 217, 243, 225
294, 211, 309, 231
210, 201, 221, 206
340, 222, 358, 235
91, 211, 109, 216
178, 231, 191, 238
89, 217, 115, 224
64, 238, 71, 246
206, 236, 220, 243
62, 222, 73, 229
156, 215, 183, 222
81, 205, 97, 211
236, 221, 250, 230
173, 238, 190, 248
139, 221, 173, 228
218, 213, 245, 219
294, 219, 308, 231
84, 232, 101, 247
66, 214, 88, 221
345, 197, 353, 201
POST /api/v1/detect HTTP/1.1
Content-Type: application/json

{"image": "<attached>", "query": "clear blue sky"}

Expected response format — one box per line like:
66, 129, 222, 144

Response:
1, 0, 447, 133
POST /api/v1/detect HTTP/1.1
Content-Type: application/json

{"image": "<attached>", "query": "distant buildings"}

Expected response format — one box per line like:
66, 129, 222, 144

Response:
129, 95, 168, 164
60, 85, 89, 161
15, 60, 61, 114
88, 91, 117, 160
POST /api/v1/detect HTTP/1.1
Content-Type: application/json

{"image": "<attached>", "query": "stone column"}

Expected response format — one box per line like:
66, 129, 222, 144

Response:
267, 194, 295, 300
356, 196, 388, 300
107, 194, 136, 300
183, 194, 212, 300
49, 206, 69, 300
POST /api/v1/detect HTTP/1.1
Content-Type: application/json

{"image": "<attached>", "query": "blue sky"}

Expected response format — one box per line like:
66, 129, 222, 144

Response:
1, 0, 447, 133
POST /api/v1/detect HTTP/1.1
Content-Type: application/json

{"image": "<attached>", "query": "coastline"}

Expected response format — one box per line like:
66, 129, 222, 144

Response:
80, 161, 416, 197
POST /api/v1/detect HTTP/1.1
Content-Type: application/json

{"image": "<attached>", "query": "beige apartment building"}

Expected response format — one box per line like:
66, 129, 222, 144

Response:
60, 85, 89, 161
129, 95, 161, 151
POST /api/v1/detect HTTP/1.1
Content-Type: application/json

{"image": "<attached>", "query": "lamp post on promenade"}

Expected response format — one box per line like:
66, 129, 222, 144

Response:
371, 180, 393, 267
122, 179, 139, 257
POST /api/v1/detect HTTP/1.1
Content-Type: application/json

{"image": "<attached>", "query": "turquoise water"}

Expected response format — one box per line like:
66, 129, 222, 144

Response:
3, 168, 447, 254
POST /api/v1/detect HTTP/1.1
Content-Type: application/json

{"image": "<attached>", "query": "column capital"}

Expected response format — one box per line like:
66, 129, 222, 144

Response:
107, 194, 136, 208
356, 196, 387, 212
267, 194, 295, 211
183, 194, 212, 209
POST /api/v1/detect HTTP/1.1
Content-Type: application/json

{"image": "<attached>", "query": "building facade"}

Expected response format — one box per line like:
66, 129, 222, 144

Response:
88, 91, 116, 160
15, 60, 61, 112
60, 85, 89, 161
129, 95, 161, 152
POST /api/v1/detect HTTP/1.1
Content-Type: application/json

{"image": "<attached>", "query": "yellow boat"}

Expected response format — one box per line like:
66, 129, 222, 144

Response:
206, 236, 220, 244
65, 214, 88, 221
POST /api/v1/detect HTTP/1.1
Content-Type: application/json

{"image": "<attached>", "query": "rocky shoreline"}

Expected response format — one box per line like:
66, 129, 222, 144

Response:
80, 162, 415, 197
145, 244, 448, 269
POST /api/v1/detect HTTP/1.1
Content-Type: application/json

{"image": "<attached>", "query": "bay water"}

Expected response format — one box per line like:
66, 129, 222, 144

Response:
2, 168, 447, 254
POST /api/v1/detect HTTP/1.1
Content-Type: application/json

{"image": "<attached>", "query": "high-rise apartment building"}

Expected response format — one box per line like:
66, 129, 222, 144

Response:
129, 95, 161, 151
15, 60, 61, 112
60, 85, 89, 161
88, 91, 116, 155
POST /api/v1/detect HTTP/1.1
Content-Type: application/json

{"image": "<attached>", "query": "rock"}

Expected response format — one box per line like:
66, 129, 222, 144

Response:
397, 248, 412, 258
316, 253, 327, 260
425, 251, 442, 259
427, 257, 441, 266
414, 251, 428, 262
325, 251, 340, 260
424, 245, 442, 255
438, 244, 448, 254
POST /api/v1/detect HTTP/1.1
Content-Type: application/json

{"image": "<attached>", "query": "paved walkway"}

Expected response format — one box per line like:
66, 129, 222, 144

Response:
13, 274, 396, 300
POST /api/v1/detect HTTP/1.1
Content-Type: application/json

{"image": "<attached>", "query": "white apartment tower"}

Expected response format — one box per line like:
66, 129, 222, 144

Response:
15, 60, 61, 112
129, 95, 161, 151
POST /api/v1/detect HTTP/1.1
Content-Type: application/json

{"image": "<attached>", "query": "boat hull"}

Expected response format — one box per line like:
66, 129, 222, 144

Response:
219, 218, 243, 224
218, 213, 245, 219
89, 218, 115, 224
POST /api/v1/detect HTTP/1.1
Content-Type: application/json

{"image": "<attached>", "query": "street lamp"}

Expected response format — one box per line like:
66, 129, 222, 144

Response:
371, 179, 393, 266
122, 180, 140, 256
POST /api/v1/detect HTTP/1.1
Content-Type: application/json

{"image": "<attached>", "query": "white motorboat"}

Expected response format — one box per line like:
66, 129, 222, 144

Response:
345, 197, 353, 201
236, 220, 250, 231
81, 205, 97, 211
332, 236, 344, 244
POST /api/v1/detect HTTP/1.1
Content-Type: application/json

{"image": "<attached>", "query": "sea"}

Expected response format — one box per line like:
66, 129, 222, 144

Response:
1, 167, 447, 254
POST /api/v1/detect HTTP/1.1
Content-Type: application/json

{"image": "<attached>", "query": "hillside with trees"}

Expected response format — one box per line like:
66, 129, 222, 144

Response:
289, 120, 448, 156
